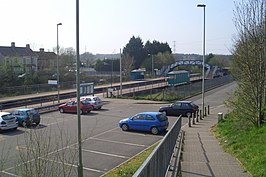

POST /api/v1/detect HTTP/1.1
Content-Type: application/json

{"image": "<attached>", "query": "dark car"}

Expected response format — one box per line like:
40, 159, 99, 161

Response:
118, 112, 169, 135
159, 101, 199, 117
59, 99, 93, 114
12, 108, 41, 127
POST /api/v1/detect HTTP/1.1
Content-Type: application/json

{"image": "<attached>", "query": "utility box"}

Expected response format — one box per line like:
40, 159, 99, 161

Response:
167, 70, 190, 85
130, 69, 145, 80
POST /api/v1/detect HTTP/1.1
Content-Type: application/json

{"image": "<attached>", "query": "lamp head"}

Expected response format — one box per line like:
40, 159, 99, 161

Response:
57, 23, 62, 26
197, 4, 206, 8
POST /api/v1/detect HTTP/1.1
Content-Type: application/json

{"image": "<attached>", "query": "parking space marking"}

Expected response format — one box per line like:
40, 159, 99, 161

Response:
39, 157, 104, 174
90, 137, 147, 147
1, 170, 17, 177
0, 135, 5, 141
79, 148, 129, 159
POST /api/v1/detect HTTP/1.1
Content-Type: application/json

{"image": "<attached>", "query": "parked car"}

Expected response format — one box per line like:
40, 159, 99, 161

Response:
159, 101, 199, 117
0, 112, 18, 131
12, 108, 41, 127
81, 96, 103, 110
59, 99, 93, 114
118, 112, 169, 135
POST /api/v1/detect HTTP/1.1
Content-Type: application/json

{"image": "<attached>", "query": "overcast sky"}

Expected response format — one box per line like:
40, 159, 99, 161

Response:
1, 0, 240, 55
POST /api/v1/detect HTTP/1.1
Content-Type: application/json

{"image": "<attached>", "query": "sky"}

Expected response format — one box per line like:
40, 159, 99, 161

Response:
1, 0, 240, 55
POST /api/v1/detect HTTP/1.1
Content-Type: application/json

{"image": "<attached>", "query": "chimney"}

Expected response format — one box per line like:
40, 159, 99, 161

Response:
11, 42, 15, 48
26, 44, 30, 49
39, 48, 44, 52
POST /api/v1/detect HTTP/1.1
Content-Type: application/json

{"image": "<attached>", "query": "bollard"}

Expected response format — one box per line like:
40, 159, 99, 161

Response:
192, 112, 196, 125
208, 105, 210, 115
218, 112, 223, 122
200, 110, 203, 120
204, 107, 207, 116
196, 111, 199, 122
188, 114, 191, 127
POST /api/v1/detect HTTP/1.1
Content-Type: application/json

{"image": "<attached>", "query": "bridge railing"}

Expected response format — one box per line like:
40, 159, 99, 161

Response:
133, 115, 183, 177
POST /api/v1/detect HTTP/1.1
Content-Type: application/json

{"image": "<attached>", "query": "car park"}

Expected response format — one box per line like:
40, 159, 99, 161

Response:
0, 112, 18, 131
81, 96, 103, 110
58, 99, 93, 114
159, 100, 199, 117
12, 108, 40, 127
118, 112, 169, 135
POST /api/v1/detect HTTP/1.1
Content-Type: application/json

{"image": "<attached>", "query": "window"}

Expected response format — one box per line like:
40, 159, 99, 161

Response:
146, 115, 155, 121
132, 114, 145, 120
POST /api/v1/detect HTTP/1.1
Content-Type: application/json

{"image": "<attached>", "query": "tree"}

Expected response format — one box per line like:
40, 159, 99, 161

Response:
123, 36, 147, 69
229, 0, 266, 127
144, 40, 172, 55
122, 53, 134, 77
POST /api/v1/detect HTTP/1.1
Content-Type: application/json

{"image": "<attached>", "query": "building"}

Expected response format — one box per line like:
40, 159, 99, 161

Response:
0, 42, 57, 74
0, 42, 38, 74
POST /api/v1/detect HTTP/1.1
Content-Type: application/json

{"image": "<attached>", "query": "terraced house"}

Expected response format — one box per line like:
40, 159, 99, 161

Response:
0, 42, 56, 74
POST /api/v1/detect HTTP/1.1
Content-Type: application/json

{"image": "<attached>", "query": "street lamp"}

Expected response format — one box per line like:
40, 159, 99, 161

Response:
197, 4, 206, 117
57, 23, 62, 103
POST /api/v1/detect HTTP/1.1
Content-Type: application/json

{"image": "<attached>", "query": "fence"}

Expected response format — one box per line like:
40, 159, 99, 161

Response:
133, 115, 182, 177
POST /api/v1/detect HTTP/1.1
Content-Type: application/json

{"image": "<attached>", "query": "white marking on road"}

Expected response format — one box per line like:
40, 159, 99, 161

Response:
0, 170, 18, 176
79, 148, 129, 159
91, 137, 147, 147
39, 157, 104, 173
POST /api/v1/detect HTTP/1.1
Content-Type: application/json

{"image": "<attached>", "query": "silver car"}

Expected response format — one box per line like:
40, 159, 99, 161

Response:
0, 112, 18, 131
81, 96, 103, 110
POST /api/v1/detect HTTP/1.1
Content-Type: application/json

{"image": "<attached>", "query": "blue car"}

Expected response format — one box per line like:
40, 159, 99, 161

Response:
119, 112, 169, 135
12, 108, 41, 127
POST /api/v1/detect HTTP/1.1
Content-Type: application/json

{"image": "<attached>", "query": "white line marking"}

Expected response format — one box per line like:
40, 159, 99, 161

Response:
39, 157, 104, 173
1, 171, 18, 177
79, 148, 129, 159
91, 137, 147, 147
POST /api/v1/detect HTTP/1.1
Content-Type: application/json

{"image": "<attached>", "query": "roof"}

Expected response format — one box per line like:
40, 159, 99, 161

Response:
138, 112, 161, 116
0, 112, 11, 116
0, 46, 37, 57
168, 70, 189, 75
175, 101, 193, 103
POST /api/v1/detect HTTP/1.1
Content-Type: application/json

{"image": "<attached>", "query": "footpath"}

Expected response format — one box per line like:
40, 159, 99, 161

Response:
180, 104, 251, 177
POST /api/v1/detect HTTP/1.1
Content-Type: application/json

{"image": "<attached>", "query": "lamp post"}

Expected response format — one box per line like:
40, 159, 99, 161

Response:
197, 4, 206, 117
57, 23, 62, 103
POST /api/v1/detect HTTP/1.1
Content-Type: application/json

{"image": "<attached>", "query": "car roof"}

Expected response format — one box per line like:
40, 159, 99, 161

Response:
175, 101, 193, 103
14, 108, 35, 111
0, 112, 11, 116
81, 96, 99, 99
138, 112, 161, 116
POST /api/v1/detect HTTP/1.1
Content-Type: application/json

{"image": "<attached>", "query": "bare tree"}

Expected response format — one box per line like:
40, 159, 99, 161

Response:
229, 0, 266, 127
122, 53, 134, 77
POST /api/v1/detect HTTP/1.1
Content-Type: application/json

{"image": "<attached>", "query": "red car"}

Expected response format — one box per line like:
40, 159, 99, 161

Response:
59, 100, 93, 114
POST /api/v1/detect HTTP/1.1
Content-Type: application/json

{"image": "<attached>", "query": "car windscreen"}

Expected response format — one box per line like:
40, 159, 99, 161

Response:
2, 114, 15, 120
26, 110, 38, 115
156, 114, 168, 122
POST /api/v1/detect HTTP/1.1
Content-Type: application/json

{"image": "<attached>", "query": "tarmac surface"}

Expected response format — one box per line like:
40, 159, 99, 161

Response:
180, 104, 251, 177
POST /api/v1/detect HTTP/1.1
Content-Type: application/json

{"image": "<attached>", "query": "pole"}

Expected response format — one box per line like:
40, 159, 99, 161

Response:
111, 59, 113, 88
76, 0, 83, 176
152, 54, 154, 78
197, 4, 206, 118
56, 23, 62, 103
120, 48, 122, 96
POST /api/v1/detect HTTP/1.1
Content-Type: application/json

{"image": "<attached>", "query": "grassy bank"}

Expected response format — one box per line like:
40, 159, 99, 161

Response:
103, 142, 159, 177
213, 114, 266, 177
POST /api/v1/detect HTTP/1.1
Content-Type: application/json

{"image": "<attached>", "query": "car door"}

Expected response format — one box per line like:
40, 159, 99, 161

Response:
180, 103, 191, 116
131, 114, 146, 130
172, 102, 182, 116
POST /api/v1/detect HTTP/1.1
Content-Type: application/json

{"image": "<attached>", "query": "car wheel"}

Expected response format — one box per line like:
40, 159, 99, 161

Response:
35, 121, 40, 126
162, 111, 167, 115
98, 106, 102, 110
59, 108, 64, 113
13, 127, 18, 130
121, 124, 129, 131
186, 112, 191, 117
81, 109, 85, 114
151, 127, 159, 135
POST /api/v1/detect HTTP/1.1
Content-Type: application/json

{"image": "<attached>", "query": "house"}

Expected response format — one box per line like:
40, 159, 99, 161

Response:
34, 48, 57, 71
0, 42, 57, 74
0, 42, 38, 74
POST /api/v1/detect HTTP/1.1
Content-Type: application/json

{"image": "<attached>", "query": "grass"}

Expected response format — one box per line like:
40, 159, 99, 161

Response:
213, 114, 266, 177
102, 142, 159, 177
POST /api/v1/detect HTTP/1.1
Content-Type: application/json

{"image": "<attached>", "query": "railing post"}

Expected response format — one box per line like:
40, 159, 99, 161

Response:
196, 110, 199, 122
204, 106, 207, 116
208, 105, 210, 115
200, 110, 203, 120
188, 115, 191, 127
192, 112, 195, 125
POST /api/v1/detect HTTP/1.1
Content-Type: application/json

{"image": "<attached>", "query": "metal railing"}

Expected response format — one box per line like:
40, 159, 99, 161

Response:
133, 115, 182, 177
